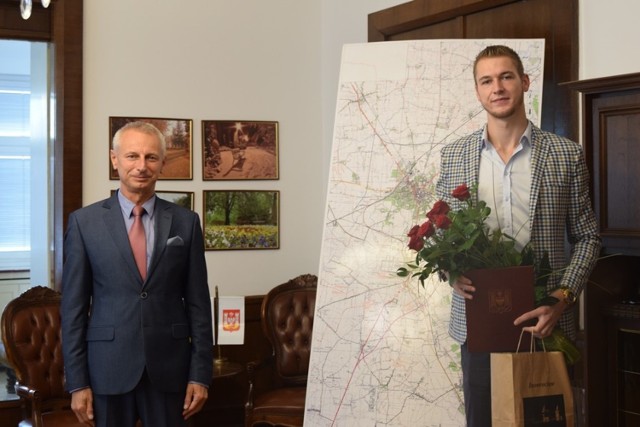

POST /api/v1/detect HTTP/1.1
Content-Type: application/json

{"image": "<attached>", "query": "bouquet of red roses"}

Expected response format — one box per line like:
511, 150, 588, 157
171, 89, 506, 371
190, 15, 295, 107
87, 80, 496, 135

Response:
399, 183, 532, 287
398, 183, 582, 364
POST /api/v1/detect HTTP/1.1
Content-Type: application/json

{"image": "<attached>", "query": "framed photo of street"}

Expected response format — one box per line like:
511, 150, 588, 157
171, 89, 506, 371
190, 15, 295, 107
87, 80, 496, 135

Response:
109, 116, 193, 180
203, 190, 280, 250
202, 120, 279, 180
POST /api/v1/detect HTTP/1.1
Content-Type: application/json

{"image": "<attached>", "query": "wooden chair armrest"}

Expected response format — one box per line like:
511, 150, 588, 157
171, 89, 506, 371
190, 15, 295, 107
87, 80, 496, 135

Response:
246, 355, 274, 379
15, 382, 39, 400
245, 355, 275, 413
16, 382, 44, 426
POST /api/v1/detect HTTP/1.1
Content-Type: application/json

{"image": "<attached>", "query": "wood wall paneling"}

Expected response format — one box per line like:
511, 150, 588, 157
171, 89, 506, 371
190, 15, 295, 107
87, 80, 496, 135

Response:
582, 255, 639, 427
52, 0, 84, 290
568, 73, 640, 256
0, 2, 50, 38
566, 72, 640, 426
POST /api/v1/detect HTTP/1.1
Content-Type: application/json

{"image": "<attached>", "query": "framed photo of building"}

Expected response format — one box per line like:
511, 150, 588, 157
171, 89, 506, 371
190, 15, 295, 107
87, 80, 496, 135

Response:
203, 190, 279, 250
109, 116, 193, 180
202, 120, 278, 180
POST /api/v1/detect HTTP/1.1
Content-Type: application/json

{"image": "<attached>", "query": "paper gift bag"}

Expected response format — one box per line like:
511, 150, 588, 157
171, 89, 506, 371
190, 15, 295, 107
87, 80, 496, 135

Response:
491, 350, 574, 427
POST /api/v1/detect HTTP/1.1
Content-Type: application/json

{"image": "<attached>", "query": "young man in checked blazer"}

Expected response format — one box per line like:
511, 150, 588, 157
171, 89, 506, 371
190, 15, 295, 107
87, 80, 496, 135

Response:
435, 45, 601, 427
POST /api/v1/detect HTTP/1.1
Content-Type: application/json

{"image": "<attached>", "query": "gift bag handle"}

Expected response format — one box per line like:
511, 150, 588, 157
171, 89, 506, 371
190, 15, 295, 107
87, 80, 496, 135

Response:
516, 329, 546, 353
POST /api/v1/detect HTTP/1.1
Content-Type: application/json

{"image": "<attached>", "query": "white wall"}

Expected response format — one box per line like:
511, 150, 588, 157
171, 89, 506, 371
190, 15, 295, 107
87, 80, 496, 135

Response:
83, 0, 640, 297
580, 0, 640, 79
84, 0, 325, 297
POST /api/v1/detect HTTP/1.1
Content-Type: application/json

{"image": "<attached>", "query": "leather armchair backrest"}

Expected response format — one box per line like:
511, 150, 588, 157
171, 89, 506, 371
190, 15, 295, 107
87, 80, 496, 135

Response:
1, 286, 65, 400
262, 274, 317, 386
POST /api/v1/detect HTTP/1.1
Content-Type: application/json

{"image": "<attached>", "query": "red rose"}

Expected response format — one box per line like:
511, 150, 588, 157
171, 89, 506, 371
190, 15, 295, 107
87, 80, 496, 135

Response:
407, 224, 420, 238
417, 221, 435, 239
407, 221, 434, 251
433, 214, 452, 230
451, 184, 471, 201
408, 234, 424, 251
427, 200, 450, 221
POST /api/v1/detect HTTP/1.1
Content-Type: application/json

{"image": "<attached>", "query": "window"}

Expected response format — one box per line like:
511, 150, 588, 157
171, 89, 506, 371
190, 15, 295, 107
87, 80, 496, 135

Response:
0, 40, 52, 284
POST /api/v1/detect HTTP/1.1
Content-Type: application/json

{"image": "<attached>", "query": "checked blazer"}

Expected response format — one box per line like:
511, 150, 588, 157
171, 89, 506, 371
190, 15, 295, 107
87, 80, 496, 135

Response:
436, 122, 601, 343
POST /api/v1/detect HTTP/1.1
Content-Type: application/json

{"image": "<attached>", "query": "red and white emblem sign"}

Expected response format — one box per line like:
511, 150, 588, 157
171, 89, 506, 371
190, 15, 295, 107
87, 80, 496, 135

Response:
222, 309, 241, 332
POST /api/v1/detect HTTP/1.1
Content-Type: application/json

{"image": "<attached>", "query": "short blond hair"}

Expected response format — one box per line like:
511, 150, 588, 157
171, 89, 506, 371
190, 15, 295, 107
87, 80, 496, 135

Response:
473, 45, 525, 81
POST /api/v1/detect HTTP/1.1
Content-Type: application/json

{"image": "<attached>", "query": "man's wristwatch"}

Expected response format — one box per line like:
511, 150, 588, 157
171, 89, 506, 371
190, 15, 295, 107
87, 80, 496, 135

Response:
559, 287, 577, 305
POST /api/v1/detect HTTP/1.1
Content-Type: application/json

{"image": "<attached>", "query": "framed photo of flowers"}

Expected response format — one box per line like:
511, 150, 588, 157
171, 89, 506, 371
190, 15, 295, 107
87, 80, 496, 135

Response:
109, 116, 193, 180
203, 190, 279, 250
202, 120, 279, 180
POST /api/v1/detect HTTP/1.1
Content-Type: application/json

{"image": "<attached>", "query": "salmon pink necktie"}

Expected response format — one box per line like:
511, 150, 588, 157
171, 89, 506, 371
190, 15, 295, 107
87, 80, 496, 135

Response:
129, 205, 147, 280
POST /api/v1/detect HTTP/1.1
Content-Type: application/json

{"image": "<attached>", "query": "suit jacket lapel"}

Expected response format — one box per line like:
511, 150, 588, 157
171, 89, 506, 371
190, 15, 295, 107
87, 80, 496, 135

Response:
146, 198, 173, 284
465, 131, 482, 203
529, 125, 550, 231
102, 195, 143, 283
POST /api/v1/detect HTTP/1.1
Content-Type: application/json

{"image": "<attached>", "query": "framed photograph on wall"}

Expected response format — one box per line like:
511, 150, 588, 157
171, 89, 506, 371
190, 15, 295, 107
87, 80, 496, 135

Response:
156, 191, 194, 210
109, 116, 193, 180
202, 120, 279, 180
203, 190, 279, 250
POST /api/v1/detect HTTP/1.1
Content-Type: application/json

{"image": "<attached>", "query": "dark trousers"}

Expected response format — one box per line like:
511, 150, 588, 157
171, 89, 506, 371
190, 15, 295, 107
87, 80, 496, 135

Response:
93, 370, 186, 427
461, 343, 491, 427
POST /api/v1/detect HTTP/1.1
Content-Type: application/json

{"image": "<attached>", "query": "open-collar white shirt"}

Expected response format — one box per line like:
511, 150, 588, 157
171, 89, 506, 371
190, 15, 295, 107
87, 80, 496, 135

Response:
478, 121, 532, 251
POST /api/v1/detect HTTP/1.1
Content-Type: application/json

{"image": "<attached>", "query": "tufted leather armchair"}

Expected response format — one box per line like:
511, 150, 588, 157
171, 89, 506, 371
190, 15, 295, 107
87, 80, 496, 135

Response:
0, 286, 83, 427
244, 274, 317, 427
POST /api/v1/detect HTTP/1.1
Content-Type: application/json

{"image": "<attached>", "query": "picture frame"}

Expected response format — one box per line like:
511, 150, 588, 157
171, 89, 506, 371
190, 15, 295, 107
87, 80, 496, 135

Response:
203, 190, 280, 250
109, 116, 193, 180
202, 120, 279, 180
110, 189, 194, 210
156, 191, 194, 210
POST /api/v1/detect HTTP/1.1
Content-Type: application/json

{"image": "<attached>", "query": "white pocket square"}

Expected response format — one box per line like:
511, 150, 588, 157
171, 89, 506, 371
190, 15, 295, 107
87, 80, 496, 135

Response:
167, 236, 184, 246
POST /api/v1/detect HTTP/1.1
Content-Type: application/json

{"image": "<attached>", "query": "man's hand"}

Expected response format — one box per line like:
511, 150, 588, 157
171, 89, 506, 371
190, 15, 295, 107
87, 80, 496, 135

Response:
182, 383, 208, 420
514, 300, 566, 339
451, 275, 475, 299
71, 388, 95, 426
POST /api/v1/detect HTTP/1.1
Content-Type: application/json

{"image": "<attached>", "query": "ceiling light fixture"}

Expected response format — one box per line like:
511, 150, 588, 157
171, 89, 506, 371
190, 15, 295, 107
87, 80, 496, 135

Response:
20, 0, 51, 20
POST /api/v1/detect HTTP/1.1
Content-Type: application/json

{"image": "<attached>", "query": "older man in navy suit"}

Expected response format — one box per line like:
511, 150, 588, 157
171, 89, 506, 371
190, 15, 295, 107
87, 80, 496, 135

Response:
61, 121, 213, 426
436, 45, 600, 426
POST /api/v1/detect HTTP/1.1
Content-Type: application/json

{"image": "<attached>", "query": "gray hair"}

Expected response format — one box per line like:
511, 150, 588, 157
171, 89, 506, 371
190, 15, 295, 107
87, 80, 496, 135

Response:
112, 121, 166, 158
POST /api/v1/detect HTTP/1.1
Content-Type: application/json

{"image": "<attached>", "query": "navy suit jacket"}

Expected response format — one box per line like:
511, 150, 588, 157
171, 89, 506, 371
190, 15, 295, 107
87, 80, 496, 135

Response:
61, 194, 213, 395
436, 123, 601, 344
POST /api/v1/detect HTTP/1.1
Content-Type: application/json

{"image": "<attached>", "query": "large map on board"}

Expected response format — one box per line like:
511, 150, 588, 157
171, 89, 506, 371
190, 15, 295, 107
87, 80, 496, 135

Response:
305, 39, 544, 426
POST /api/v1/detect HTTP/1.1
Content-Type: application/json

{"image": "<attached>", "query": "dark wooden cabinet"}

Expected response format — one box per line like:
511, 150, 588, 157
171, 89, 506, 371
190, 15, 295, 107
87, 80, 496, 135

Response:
569, 73, 640, 256
604, 307, 640, 426
582, 256, 639, 426
568, 74, 640, 426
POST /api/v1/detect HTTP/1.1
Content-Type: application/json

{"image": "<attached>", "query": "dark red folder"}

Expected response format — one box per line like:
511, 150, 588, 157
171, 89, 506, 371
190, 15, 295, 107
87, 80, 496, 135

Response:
464, 265, 535, 353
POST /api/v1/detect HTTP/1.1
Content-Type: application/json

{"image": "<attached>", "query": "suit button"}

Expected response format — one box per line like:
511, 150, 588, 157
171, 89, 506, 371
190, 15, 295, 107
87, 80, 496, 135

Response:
140, 292, 148, 299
